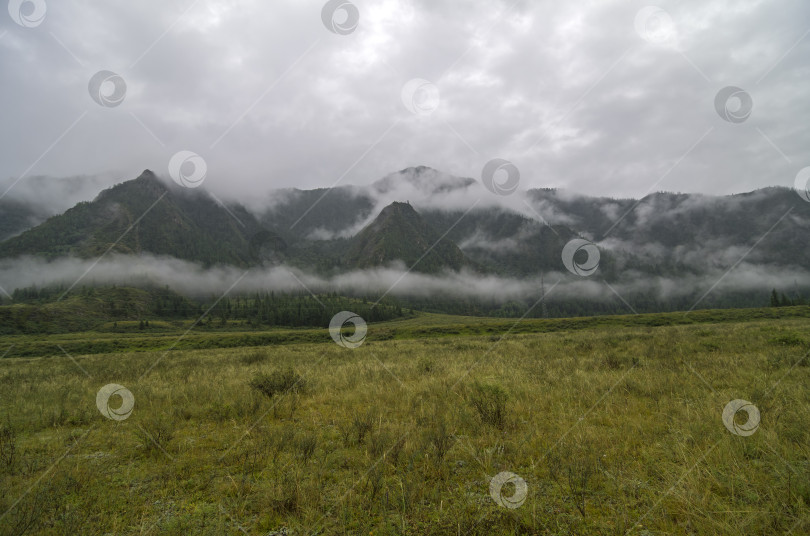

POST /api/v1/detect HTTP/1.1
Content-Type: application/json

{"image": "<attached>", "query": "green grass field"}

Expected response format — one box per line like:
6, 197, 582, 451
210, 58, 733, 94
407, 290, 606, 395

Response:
1, 308, 809, 534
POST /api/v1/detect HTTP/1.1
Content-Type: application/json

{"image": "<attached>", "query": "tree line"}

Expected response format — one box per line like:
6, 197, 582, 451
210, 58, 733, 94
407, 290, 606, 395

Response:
7, 284, 406, 328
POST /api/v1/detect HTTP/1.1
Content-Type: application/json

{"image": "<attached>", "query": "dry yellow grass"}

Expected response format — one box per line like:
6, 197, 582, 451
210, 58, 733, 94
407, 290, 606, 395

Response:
0, 316, 809, 534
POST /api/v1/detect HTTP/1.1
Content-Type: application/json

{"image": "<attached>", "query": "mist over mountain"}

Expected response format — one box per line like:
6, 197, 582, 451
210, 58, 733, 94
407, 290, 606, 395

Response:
0, 171, 286, 267
344, 201, 469, 273
0, 165, 808, 314
0, 174, 119, 232
0, 199, 48, 242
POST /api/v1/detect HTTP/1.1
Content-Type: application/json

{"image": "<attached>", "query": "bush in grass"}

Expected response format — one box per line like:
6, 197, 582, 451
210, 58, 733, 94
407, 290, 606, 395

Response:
468, 382, 509, 430
0, 423, 16, 471
249, 368, 305, 400
425, 417, 452, 465
135, 415, 175, 456
352, 410, 374, 445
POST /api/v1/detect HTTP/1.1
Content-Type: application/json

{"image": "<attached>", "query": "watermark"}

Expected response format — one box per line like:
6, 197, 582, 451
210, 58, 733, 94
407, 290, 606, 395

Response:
329, 310, 367, 348
401, 78, 440, 116
168, 151, 207, 188
489, 471, 528, 509
481, 158, 519, 196
714, 86, 753, 124
96, 383, 135, 421
8, 0, 46, 28
321, 0, 359, 35
722, 399, 760, 437
88, 70, 127, 108
794, 167, 810, 202
562, 238, 600, 277
634, 6, 675, 44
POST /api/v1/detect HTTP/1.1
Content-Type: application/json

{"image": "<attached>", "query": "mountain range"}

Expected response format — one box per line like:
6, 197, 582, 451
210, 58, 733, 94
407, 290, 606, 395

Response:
0, 167, 808, 289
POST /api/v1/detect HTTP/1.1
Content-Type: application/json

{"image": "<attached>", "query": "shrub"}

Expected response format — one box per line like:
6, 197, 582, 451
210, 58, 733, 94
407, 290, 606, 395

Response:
0, 424, 16, 471
135, 415, 175, 457
352, 410, 375, 445
249, 368, 305, 400
547, 444, 599, 519
424, 417, 452, 465
468, 382, 509, 429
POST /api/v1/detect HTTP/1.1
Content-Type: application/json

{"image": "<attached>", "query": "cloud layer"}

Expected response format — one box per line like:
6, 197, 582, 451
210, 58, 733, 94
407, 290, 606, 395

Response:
2, 254, 807, 307
2, 0, 808, 206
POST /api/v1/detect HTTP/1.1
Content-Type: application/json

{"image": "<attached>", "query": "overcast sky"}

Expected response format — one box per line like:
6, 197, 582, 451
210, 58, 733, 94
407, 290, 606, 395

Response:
1, 0, 808, 203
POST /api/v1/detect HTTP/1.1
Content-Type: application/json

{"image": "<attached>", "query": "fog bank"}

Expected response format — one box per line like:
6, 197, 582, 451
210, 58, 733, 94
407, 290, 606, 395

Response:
1, 255, 807, 306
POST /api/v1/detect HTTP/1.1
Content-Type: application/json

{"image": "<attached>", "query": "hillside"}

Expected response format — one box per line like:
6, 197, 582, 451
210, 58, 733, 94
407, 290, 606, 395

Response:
344, 201, 469, 272
526, 186, 810, 270
0, 171, 286, 267
253, 166, 810, 279
1, 166, 808, 293
419, 209, 580, 277
0, 199, 49, 241
258, 186, 375, 242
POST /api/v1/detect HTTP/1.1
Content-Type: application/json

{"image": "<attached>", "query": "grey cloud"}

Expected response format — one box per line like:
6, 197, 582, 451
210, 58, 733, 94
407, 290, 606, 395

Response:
0, 173, 117, 215
459, 225, 536, 254
1, 0, 807, 207
1, 254, 807, 305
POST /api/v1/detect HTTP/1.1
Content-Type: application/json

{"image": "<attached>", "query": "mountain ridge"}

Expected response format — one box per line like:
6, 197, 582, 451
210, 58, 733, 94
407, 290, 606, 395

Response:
0, 170, 286, 267
0, 167, 808, 283
344, 201, 470, 273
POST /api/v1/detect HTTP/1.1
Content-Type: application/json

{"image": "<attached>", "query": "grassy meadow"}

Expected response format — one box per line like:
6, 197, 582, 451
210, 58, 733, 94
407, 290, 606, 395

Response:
1, 308, 809, 535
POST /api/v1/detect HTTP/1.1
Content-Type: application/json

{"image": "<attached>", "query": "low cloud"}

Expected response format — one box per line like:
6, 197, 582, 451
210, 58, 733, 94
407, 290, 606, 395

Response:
459, 224, 537, 253
1, 254, 807, 307
0, 174, 120, 217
